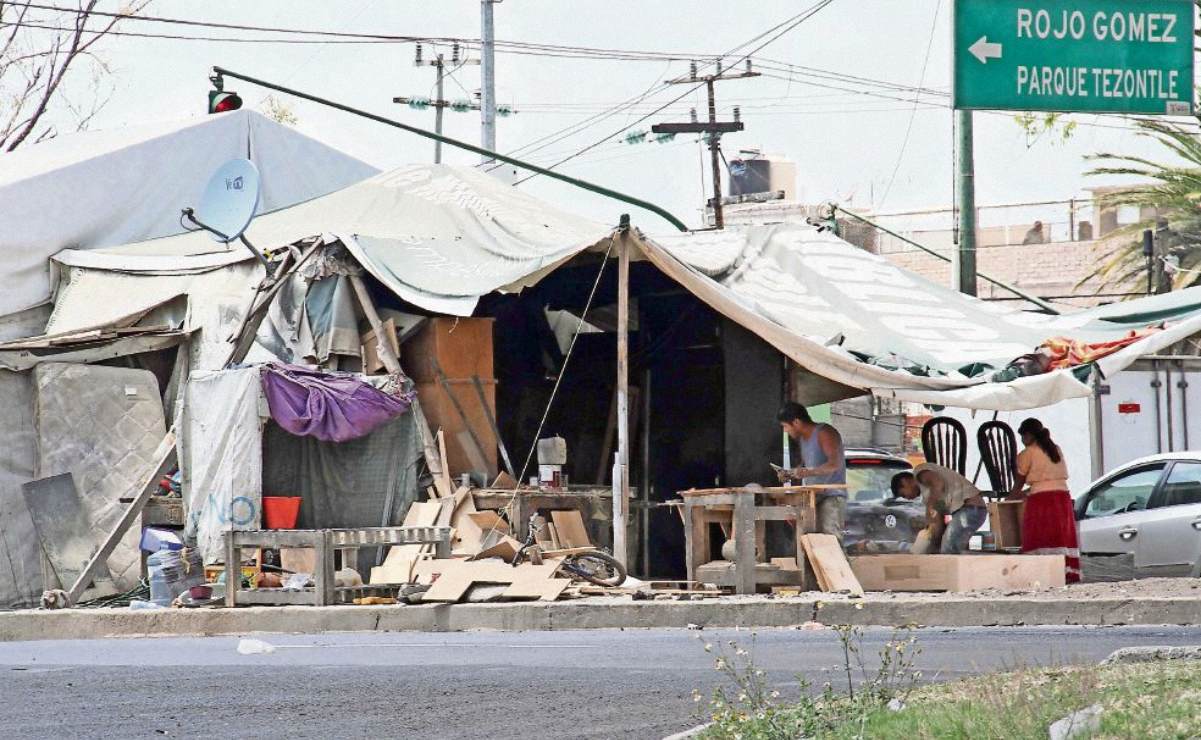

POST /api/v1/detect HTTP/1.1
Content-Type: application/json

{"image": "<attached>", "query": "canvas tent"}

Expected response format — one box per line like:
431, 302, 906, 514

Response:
44, 162, 1201, 411
0, 109, 379, 324
6, 160, 1201, 607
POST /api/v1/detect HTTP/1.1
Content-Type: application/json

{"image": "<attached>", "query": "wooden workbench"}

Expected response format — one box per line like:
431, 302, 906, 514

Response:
679, 485, 841, 595
471, 485, 635, 550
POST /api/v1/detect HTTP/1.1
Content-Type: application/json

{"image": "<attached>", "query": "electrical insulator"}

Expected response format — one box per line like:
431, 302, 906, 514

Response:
689, 108, 698, 124
745, 59, 752, 74
452, 42, 461, 64
415, 43, 423, 66
733, 106, 741, 123
715, 58, 723, 76
689, 61, 697, 80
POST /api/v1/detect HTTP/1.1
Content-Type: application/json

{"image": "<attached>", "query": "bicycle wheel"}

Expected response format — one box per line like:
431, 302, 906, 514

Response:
562, 551, 627, 587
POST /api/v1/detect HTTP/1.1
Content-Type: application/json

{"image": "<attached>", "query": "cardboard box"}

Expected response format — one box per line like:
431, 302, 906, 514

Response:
849, 553, 1065, 592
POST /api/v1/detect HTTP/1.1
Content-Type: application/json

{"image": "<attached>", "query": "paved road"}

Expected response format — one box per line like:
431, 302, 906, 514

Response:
1, 625, 1199, 739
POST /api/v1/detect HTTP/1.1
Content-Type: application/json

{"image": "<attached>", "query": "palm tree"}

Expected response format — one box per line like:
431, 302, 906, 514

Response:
1085, 119, 1201, 294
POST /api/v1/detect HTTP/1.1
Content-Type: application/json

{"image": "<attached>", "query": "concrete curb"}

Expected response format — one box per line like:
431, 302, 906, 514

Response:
2, 596, 1200, 642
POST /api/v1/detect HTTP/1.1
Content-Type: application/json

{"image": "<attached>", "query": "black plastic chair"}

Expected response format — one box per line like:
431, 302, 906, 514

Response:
921, 417, 967, 475
978, 420, 1018, 497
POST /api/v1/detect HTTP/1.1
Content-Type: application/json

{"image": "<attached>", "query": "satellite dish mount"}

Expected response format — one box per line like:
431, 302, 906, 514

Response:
181, 158, 270, 267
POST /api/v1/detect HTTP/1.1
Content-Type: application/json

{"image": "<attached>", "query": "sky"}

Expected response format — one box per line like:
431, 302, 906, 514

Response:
17, 0, 1194, 234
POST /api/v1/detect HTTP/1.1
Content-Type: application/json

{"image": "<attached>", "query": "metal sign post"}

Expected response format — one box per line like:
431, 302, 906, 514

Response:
953, 0, 1195, 114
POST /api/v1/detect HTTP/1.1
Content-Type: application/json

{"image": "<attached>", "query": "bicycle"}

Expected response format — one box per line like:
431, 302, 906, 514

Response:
510, 513, 627, 587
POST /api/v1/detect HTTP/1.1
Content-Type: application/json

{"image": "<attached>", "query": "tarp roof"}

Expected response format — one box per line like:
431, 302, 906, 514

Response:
0, 109, 379, 318
47, 163, 1201, 411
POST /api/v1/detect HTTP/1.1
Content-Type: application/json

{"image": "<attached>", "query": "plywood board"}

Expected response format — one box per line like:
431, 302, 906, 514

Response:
502, 577, 571, 601
420, 559, 562, 602
800, 534, 863, 596
550, 510, 591, 548
849, 554, 1065, 592
372, 501, 444, 584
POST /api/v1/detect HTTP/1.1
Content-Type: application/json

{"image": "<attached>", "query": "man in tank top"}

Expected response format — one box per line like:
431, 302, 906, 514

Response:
776, 402, 847, 540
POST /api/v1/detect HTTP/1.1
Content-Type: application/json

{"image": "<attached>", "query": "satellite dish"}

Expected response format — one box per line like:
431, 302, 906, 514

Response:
196, 158, 260, 242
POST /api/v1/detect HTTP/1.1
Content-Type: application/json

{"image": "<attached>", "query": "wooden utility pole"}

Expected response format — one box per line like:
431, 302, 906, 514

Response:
613, 216, 631, 567
394, 44, 479, 164
652, 60, 758, 229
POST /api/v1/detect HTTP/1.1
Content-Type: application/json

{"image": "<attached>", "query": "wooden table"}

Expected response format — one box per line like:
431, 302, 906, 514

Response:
472, 486, 635, 550
223, 526, 451, 607
679, 486, 839, 595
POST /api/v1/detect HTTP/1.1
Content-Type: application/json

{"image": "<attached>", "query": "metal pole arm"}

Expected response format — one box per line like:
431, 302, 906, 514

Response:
211, 66, 688, 232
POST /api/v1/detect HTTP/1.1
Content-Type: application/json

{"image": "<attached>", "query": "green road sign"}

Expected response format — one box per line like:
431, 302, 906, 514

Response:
954, 0, 1195, 114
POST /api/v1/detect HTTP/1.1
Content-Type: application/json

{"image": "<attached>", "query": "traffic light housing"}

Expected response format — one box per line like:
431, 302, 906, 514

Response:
208, 89, 242, 114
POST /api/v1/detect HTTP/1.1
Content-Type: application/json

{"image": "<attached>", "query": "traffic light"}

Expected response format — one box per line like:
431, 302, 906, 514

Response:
208, 90, 242, 114
208, 72, 242, 114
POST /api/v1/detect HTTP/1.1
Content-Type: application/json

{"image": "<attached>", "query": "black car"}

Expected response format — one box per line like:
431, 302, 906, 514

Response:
841, 449, 926, 554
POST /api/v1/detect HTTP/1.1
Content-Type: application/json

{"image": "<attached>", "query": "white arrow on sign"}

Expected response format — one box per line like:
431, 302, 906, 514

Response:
969, 36, 1003, 64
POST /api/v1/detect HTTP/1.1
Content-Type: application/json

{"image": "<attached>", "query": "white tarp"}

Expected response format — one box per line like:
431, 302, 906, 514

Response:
182, 368, 263, 563
42, 163, 1201, 412
0, 110, 378, 319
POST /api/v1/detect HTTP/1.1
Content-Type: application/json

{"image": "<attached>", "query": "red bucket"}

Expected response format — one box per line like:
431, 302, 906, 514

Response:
262, 496, 301, 529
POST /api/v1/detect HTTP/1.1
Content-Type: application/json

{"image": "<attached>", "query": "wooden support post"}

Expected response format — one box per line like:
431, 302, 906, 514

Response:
65, 432, 177, 606
613, 226, 630, 567
733, 492, 756, 595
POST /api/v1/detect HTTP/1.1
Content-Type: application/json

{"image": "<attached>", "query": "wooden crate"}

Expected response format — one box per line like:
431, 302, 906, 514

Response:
415, 378, 498, 478
848, 554, 1065, 592
988, 500, 1025, 550
402, 317, 494, 383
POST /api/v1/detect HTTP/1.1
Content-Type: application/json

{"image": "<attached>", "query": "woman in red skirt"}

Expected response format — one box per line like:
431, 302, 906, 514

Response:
1008, 418, 1081, 583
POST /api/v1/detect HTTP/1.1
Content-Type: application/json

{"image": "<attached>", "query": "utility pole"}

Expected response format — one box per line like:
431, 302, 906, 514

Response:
652, 60, 758, 229
394, 44, 479, 164
954, 109, 977, 296
480, 0, 500, 163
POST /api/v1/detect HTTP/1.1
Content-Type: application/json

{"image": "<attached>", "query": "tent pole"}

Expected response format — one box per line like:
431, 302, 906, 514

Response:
613, 217, 631, 568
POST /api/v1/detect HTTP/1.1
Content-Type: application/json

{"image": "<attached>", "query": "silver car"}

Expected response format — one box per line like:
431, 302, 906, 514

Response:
1075, 453, 1201, 577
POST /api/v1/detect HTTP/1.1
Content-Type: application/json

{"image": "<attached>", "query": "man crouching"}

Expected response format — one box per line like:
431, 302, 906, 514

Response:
890, 464, 987, 554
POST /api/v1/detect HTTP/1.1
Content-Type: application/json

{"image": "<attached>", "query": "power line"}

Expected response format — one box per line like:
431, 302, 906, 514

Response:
877, 0, 942, 211
511, 0, 838, 185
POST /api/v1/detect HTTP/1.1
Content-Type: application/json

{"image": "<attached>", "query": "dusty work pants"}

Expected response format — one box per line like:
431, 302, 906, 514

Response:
817, 494, 846, 542
941, 505, 987, 554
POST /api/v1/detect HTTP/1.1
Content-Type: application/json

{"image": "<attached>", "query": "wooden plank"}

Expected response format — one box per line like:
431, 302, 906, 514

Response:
800, 534, 863, 596
360, 318, 399, 375
412, 403, 453, 499
545, 522, 561, 550
65, 433, 176, 605
849, 554, 1065, 592
436, 429, 454, 494
799, 536, 831, 591
550, 510, 591, 548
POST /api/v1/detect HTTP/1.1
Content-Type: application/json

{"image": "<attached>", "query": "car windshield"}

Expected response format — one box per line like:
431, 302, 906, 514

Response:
846, 461, 911, 503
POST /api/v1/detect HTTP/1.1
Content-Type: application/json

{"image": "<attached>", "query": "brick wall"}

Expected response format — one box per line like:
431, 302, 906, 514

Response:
883, 239, 1106, 307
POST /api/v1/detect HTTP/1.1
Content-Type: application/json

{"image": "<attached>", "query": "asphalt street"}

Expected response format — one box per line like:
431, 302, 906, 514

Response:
2, 625, 1200, 739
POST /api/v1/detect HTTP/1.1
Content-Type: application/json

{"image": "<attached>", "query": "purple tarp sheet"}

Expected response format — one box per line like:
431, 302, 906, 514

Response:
261, 363, 412, 443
